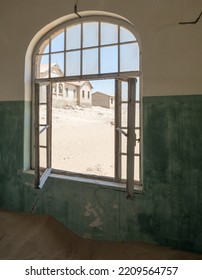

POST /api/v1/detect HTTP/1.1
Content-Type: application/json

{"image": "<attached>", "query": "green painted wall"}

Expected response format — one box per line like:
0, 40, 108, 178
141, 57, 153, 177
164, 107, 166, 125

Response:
0, 97, 202, 253
143, 95, 202, 252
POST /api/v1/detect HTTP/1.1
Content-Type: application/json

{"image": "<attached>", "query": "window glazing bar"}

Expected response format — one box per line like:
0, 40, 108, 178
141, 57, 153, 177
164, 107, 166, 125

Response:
116, 127, 128, 137
39, 125, 49, 134
34, 83, 40, 188
38, 167, 52, 189
115, 79, 122, 182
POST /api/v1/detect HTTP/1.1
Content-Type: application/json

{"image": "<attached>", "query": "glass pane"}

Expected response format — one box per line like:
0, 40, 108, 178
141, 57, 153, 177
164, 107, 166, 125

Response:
121, 81, 128, 101
50, 53, 64, 77
100, 46, 118, 73
120, 26, 136, 42
121, 132, 127, 154
66, 51, 81, 76
83, 48, 98, 75
101, 23, 118, 45
39, 130, 47, 147
134, 156, 140, 181
121, 103, 127, 127
37, 54, 49, 78
120, 43, 139, 71
51, 31, 64, 52
83, 22, 98, 48
39, 104, 47, 125
40, 147, 47, 168
135, 102, 140, 127
66, 24, 81, 50
39, 84, 47, 103
121, 155, 127, 180
135, 129, 140, 155
136, 77, 140, 101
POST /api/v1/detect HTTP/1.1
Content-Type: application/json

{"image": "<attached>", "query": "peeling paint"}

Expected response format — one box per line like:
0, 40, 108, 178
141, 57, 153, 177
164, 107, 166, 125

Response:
84, 202, 103, 229
113, 204, 118, 209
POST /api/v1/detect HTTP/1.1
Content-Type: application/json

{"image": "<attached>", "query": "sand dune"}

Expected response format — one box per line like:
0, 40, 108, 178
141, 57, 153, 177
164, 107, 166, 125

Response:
0, 209, 201, 260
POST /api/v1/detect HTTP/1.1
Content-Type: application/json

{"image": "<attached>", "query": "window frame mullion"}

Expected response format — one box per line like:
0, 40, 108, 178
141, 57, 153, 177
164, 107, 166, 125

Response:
126, 77, 137, 198
115, 78, 122, 182
34, 83, 40, 188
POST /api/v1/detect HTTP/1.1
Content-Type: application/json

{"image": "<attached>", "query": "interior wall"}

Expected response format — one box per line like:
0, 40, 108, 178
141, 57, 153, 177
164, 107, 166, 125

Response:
0, 0, 202, 253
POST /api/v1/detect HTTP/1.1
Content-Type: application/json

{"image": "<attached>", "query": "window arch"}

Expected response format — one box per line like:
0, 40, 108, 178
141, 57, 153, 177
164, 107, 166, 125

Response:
34, 16, 140, 80
33, 14, 142, 198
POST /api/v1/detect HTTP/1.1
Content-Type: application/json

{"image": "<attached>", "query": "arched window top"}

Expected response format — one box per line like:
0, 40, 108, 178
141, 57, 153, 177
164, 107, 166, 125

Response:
34, 16, 140, 80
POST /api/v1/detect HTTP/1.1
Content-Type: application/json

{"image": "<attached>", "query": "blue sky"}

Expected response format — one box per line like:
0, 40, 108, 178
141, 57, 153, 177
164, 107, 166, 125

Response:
40, 22, 140, 97
91, 79, 114, 95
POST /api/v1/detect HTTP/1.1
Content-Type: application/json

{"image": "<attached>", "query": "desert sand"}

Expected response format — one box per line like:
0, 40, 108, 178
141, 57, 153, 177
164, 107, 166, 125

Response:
0, 209, 202, 260
41, 105, 140, 180
52, 106, 115, 177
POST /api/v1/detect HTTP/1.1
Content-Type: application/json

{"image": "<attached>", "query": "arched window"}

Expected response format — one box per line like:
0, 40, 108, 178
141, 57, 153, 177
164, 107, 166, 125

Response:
33, 15, 142, 198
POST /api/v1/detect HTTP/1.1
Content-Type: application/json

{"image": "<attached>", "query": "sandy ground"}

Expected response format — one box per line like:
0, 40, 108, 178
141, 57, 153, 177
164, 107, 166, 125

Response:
40, 105, 140, 180
0, 209, 202, 260
52, 106, 115, 177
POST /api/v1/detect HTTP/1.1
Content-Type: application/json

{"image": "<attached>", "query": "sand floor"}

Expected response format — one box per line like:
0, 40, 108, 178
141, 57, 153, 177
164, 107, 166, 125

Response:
0, 209, 202, 260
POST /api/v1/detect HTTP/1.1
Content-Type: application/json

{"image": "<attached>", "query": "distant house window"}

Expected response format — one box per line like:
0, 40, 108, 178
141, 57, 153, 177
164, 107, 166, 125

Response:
66, 88, 69, 98
52, 83, 56, 93
33, 15, 141, 197
59, 83, 63, 94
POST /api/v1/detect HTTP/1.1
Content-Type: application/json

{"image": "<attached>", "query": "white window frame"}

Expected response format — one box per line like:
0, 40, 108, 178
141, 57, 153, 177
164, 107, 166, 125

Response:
32, 16, 142, 197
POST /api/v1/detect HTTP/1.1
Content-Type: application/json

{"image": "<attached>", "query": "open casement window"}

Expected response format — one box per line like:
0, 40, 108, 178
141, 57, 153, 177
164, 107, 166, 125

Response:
115, 77, 140, 198
34, 83, 52, 188
33, 15, 142, 194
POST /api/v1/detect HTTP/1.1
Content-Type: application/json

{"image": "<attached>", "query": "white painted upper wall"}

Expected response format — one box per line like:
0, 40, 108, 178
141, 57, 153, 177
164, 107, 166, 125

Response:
0, 0, 201, 101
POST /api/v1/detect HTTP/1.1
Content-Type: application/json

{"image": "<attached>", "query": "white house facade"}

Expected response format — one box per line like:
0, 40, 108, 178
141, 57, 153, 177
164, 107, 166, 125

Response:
40, 63, 93, 108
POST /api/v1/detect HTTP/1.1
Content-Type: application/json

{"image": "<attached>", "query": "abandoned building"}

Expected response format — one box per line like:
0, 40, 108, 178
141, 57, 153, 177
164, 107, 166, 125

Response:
92, 92, 115, 109
40, 63, 93, 107
1, 0, 202, 259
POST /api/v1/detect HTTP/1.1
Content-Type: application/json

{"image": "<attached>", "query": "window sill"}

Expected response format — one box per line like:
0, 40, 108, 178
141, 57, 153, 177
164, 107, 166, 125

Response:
22, 169, 143, 194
